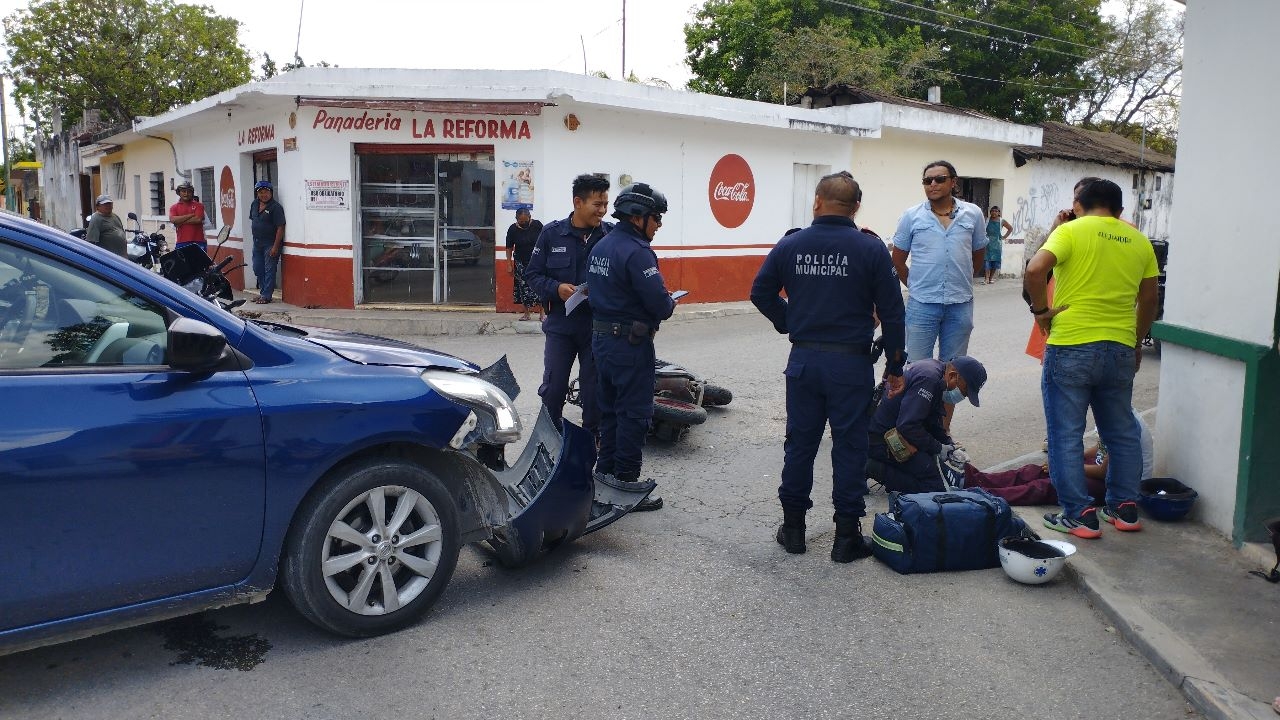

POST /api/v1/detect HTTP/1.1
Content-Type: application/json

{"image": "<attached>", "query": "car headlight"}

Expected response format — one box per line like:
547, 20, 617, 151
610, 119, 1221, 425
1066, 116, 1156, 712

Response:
421, 370, 522, 444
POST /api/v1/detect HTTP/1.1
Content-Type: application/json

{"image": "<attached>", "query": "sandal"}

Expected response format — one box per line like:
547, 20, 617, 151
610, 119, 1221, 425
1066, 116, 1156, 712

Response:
252, 297, 272, 304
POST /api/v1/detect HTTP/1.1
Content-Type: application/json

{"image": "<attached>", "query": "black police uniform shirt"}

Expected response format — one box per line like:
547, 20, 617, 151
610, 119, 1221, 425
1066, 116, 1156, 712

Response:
524, 216, 612, 334
750, 215, 906, 373
586, 221, 675, 328
868, 359, 952, 455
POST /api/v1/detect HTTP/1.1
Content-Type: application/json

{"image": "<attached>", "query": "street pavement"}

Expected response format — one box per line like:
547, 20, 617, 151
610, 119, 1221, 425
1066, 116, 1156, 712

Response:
1, 281, 1272, 718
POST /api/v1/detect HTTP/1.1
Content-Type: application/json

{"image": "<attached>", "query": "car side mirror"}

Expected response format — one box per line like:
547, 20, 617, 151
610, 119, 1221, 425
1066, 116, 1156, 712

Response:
167, 316, 231, 372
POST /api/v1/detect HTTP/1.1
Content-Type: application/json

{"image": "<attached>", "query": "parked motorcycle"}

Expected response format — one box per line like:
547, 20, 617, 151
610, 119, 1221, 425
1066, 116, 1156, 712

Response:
1143, 238, 1169, 350
567, 358, 733, 442
68, 212, 167, 271
159, 225, 245, 311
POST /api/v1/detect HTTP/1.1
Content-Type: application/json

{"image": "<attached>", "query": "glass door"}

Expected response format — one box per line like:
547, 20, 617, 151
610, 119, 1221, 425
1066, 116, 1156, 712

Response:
357, 150, 495, 305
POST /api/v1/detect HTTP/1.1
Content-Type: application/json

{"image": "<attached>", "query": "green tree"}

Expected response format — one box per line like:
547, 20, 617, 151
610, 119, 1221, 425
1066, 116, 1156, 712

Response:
684, 0, 1112, 124
1072, 0, 1182, 144
2, 0, 253, 128
258, 52, 335, 78
749, 21, 944, 103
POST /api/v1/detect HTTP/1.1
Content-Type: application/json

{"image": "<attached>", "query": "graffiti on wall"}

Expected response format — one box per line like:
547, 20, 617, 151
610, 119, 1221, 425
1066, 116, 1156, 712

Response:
1011, 183, 1061, 238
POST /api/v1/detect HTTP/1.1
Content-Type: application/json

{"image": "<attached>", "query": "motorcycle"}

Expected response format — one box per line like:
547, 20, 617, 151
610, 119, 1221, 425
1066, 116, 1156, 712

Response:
159, 225, 245, 311
1143, 238, 1169, 350
567, 358, 733, 442
68, 212, 168, 271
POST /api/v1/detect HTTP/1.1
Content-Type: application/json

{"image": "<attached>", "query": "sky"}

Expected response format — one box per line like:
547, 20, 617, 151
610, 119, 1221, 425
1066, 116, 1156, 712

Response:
0, 0, 700, 136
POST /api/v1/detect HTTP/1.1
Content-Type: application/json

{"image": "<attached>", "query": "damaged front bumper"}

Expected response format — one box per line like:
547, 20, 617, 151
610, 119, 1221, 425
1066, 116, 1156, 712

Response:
481, 408, 655, 567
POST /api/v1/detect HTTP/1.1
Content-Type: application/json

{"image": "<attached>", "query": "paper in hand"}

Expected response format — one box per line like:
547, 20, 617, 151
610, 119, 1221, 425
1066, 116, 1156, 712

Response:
565, 283, 589, 314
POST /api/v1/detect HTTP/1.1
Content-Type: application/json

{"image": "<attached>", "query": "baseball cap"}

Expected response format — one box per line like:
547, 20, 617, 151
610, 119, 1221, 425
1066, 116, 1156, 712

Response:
95, 194, 113, 205
950, 355, 987, 407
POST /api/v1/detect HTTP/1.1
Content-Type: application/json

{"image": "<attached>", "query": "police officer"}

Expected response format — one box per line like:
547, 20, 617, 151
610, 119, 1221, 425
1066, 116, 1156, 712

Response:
866, 356, 987, 493
750, 171, 907, 562
524, 174, 612, 437
587, 183, 675, 512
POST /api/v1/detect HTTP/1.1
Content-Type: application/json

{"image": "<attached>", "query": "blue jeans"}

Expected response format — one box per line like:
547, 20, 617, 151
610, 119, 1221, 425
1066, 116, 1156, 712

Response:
1042, 342, 1141, 519
905, 297, 973, 363
251, 238, 279, 300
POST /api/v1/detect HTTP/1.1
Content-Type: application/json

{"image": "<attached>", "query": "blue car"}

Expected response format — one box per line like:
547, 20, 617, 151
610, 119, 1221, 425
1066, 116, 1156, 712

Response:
0, 212, 653, 656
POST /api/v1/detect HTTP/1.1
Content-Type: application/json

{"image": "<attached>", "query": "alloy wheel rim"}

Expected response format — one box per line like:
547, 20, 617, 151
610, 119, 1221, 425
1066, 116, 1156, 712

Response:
320, 485, 443, 615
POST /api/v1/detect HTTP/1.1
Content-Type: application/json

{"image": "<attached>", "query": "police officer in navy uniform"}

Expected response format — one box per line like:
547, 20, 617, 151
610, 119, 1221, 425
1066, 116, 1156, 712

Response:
587, 183, 675, 512
524, 175, 612, 437
866, 356, 987, 493
750, 171, 907, 562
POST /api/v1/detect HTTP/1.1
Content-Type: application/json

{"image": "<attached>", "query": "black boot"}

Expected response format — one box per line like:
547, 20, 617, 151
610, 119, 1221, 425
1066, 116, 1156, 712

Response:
831, 513, 873, 563
775, 509, 807, 554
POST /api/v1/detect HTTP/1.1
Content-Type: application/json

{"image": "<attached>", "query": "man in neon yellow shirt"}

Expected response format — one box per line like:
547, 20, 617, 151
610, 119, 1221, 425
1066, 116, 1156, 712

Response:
1023, 178, 1159, 539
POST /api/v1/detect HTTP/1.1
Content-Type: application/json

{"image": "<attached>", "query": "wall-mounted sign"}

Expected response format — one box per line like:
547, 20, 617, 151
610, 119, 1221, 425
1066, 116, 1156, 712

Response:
306, 180, 350, 210
238, 123, 276, 146
218, 166, 236, 227
708, 154, 755, 229
310, 109, 533, 140
500, 161, 535, 210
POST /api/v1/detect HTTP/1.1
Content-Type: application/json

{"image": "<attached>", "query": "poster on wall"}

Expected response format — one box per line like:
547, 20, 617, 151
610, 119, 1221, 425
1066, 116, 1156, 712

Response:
500, 160, 535, 211
306, 180, 350, 210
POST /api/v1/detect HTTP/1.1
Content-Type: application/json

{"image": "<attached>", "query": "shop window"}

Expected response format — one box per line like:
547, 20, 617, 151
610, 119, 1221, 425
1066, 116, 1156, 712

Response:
149, 172, 165, 215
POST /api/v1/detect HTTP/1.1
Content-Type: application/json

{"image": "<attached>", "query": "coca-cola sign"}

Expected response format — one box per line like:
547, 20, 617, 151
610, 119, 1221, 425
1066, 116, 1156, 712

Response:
708, 154, 755, 228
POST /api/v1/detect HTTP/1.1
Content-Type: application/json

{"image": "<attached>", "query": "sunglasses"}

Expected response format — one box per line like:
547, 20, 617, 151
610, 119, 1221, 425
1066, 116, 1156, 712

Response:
922, 175, 952, 186
650, 214, 663, 225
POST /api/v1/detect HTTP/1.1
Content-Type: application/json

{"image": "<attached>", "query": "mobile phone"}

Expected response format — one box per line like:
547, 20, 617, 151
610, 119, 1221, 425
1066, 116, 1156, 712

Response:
671, 290, 689, 301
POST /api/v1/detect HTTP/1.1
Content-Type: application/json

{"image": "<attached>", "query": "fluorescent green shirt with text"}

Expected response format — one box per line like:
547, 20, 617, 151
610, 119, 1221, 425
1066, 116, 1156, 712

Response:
1041, 216, 1159, 347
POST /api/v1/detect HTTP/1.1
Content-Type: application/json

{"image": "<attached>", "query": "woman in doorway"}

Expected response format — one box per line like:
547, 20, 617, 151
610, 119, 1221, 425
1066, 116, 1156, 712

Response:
985, 206, 1013, 284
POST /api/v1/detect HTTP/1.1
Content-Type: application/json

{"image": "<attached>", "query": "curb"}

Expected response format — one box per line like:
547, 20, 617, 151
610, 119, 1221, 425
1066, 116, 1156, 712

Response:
1060, 547, 1274, 720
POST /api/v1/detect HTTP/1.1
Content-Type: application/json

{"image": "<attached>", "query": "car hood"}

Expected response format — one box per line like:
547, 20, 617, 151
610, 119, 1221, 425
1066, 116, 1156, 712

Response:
257, 321, 478, 371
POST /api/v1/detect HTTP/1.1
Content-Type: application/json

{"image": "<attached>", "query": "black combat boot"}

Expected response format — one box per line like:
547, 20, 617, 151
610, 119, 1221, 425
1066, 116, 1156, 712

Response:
831, 513, 873, 563
775, 509, 807, 554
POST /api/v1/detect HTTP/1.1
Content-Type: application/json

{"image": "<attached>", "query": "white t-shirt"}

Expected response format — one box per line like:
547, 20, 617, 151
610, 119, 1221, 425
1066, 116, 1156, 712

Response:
1095, 410, 1154, 479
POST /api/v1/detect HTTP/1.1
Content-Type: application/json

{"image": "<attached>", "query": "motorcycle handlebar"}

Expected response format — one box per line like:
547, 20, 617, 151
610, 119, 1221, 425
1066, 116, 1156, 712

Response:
214, 256, 235, 272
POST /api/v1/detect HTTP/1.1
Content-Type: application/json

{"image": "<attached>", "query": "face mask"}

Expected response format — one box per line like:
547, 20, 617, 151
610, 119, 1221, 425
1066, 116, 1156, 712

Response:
943, 388, 965, 405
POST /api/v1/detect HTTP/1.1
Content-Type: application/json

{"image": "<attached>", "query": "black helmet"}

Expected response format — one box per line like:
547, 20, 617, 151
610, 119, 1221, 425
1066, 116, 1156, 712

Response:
612, 182, 668, 220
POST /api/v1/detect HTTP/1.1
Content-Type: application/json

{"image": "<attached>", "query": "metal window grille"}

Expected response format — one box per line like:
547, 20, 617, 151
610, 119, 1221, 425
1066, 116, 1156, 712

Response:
149, 172, 165, 215
110, 162, 126, 200
195, 168, 215, 227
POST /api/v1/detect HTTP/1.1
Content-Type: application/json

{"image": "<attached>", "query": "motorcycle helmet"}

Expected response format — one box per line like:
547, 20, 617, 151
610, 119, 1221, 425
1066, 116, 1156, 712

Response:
612, 183, 668, 220
1138, 477, 1198, 521
998, 537, 1067, 585
254, 180, 274, 192
176, 180, 195, 192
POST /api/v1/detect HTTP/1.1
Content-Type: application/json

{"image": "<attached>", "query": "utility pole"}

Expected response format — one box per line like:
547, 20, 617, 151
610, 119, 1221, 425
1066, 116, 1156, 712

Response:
0, 74, 13, 212
621, 0, 627, 80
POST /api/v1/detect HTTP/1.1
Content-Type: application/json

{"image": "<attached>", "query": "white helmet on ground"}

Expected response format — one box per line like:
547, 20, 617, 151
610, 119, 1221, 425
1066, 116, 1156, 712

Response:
998, 537, 1068, 585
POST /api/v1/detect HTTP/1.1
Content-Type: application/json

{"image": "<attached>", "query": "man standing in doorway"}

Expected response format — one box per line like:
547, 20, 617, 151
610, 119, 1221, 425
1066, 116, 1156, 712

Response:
85, 194, 128, 258
249, 180, 285, 304
751, 171, 906, 561
524, 174, 611, 438
1024, 178, 1159, 539
169, 180, 208, 252
587, 183, 675, 513
891, 160, 987, 363
505, 208, 544, 321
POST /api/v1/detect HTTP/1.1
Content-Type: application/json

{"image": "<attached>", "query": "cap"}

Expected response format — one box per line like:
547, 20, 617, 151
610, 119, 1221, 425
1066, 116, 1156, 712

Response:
95, 194, 113, 206
254, 180, 273, 191
950, 355, 987, 407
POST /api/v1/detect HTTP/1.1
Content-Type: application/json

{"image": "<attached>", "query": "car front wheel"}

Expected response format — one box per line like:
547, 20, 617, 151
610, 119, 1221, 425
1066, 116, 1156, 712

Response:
281, 459, 460, 637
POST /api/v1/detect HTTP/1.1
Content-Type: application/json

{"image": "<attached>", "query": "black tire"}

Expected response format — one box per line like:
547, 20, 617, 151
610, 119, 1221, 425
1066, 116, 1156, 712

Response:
701, 384, 733, 407
652, 396, 707, 426
280, 459, 460, 638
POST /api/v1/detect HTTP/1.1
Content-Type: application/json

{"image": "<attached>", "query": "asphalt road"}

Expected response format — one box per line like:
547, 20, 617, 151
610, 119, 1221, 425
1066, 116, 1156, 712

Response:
0, 280, 1190, 720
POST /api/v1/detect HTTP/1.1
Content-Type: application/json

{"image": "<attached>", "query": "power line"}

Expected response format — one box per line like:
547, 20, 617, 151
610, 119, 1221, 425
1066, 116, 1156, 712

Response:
818, 0, 1098, 62
877, 0, 1113, 55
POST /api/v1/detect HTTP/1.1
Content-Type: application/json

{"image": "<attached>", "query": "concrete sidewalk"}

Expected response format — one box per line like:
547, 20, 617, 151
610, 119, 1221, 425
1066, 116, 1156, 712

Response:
237, 297, 1279, 718
230, 293, 760, 336
988, 446, 1280, 720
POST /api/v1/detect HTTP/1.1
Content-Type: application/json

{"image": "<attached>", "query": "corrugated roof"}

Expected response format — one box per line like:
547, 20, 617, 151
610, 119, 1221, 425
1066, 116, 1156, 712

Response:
797, 83, 1005, 122
1014, 121, 1175, 172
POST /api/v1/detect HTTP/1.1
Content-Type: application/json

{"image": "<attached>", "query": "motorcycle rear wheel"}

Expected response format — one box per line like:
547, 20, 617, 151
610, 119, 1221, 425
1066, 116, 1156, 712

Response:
652, 396, 707, 426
